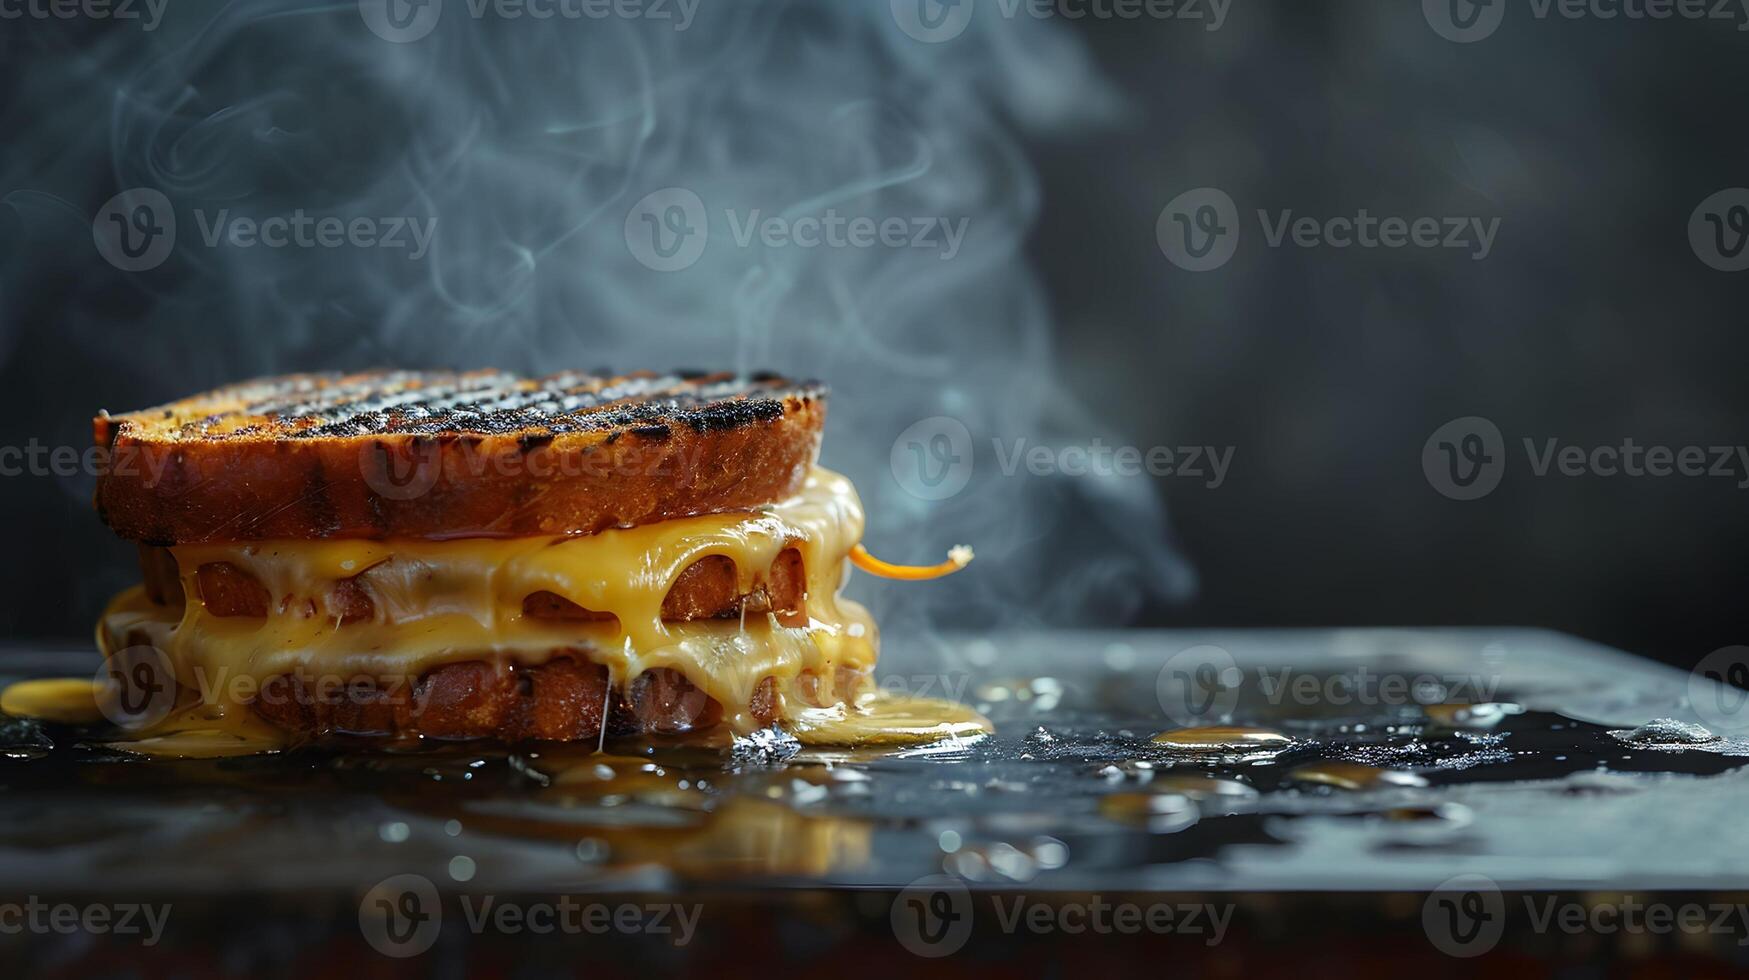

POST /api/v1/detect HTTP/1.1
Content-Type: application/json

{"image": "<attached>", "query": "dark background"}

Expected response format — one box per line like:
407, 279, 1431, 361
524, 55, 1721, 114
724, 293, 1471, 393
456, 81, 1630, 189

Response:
1, 0, 1746, 666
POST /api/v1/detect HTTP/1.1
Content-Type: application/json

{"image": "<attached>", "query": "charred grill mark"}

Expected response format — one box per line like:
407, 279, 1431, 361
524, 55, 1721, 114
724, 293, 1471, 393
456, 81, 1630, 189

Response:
303, 461, 340, 537
108, 372, 828, 451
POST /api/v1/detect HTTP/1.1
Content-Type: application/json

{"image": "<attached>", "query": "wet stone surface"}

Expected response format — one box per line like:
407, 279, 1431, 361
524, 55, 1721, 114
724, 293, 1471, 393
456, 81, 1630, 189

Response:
2, 628, 1749, 893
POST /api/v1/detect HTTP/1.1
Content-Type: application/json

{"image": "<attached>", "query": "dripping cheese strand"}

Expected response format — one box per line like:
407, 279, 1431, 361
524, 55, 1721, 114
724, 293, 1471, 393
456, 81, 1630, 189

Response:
848, 543, 973, 581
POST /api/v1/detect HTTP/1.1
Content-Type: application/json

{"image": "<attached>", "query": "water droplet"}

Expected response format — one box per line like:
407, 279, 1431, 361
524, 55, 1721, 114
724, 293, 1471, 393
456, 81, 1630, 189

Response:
1375, 803, 1474, 847
444, 819, 463, 837
1031, 837, 1069, 869
1285, 761, 1428, 790
984, 842, 1035, 881
1151, 726, 1291, 754
1608, 718, 1719, 747
449, 855, 476, 882
1424, 702, 1524, 729
1102, 643, 1137, 671
975, 679, 1063, 712
731, 727, 801, 766
963, 640, 998, 667
378, 821, 410, 843
1149, 775, 1260, 805
1099, 792, 1199, 833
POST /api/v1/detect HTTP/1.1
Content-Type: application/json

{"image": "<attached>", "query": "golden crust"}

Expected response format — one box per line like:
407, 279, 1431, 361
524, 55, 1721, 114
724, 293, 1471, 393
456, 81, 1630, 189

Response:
93, 370, 827, 544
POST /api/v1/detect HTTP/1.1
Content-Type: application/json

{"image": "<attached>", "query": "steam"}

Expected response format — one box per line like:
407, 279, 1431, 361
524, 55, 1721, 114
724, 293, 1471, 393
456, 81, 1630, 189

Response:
0, 1, 1192, 640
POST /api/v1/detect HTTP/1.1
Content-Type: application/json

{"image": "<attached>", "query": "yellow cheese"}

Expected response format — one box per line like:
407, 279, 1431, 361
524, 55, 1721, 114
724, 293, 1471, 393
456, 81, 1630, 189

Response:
0, 678, 104, 725
98, 469, 876, 734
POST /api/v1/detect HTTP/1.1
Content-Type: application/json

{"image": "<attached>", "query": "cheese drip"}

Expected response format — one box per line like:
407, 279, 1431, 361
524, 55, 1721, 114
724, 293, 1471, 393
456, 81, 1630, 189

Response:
98, 469, 876, 733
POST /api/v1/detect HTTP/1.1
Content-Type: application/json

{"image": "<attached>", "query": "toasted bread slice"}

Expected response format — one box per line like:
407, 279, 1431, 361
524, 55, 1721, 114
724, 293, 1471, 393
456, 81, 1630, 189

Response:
94, 370, 826, 544
247, 658, 877, 741
249, 659, 781, 740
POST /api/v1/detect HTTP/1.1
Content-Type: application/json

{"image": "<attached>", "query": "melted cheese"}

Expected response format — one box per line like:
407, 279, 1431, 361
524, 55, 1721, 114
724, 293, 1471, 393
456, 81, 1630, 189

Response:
788, 695, 991, 747
97, 469, 876, 734
0, 678, 104, 725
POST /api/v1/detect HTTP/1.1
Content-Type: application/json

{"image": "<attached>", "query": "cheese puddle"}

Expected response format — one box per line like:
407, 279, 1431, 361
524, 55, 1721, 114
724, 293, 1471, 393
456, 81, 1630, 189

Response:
0, 678, 104, 725
789, 694, 992, 747
0, 681, 989, 757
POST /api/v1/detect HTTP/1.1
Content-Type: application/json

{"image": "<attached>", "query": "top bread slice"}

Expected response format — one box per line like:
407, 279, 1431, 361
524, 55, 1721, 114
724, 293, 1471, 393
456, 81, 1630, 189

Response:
93, 370, 827, 544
